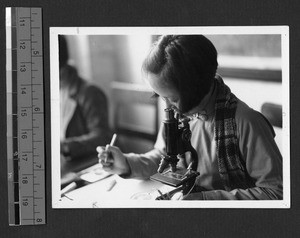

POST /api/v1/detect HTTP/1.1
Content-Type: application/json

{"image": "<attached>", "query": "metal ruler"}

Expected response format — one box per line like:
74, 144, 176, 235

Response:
6, 7, 46, 226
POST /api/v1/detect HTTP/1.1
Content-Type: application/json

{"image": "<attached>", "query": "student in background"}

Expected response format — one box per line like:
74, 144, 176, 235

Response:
97, 35, 282, 200
59, 35, 110, 160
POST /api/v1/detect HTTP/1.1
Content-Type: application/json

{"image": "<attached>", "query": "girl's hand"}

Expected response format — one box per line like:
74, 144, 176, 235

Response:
96, 145, 130, 176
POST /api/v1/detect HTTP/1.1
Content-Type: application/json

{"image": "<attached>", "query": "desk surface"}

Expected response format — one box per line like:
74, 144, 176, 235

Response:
56, 174, 175, 208
57, 156, 177, 208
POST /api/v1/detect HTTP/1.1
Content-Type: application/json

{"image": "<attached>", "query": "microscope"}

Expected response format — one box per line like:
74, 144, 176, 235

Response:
150, 108, 200, 199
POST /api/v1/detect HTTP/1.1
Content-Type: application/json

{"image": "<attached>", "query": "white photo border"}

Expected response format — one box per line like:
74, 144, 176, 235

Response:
50, 26, 290, 209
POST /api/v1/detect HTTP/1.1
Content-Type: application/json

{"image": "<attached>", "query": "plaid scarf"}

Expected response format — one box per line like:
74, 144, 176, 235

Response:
214, 76, 255, 191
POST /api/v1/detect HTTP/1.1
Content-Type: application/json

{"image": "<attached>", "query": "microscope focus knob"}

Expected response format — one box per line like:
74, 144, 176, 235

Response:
182, 128, 192, 142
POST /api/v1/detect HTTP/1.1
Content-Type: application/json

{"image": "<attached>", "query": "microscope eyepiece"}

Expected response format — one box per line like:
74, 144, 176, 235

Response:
164, 108, 175, 120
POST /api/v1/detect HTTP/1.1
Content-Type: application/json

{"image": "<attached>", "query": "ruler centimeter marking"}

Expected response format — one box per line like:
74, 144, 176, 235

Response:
6, 7, 46, 226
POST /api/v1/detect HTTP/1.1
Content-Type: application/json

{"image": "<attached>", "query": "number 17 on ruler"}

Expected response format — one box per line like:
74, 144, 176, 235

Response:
6, 7, 46, 226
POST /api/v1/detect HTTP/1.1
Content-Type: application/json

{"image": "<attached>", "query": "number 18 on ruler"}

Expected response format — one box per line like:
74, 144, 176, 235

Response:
6, 7, 46, 225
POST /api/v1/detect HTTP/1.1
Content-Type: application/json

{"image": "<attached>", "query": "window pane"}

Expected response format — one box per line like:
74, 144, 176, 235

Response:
207, 35, 281, 57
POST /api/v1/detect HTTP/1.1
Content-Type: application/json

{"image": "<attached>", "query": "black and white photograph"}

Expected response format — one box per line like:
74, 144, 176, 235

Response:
2, 1, 300, 237
50, 27, 289, 208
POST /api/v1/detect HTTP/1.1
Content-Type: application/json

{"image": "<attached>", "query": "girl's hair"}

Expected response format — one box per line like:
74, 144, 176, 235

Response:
142, 35, 218, 112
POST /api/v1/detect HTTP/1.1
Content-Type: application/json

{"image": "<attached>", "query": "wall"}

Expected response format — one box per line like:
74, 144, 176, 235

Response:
225, 78, 282, 151
69, 35, 156, 152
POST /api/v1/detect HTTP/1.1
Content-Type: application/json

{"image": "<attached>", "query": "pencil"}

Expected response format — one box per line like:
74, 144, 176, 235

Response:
106, 179, 117, 191
105, 133, 118, 163
110, 133, 118, 146
61, 182, 77, 197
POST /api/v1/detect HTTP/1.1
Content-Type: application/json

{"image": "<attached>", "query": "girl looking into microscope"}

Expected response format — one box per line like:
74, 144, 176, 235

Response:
97, 35, 282, 200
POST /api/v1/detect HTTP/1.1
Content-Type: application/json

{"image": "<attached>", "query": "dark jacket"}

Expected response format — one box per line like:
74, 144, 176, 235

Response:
60, 65, 111, 160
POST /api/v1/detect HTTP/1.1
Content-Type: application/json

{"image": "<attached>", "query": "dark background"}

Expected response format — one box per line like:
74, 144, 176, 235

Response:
0, 0, 299, 237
